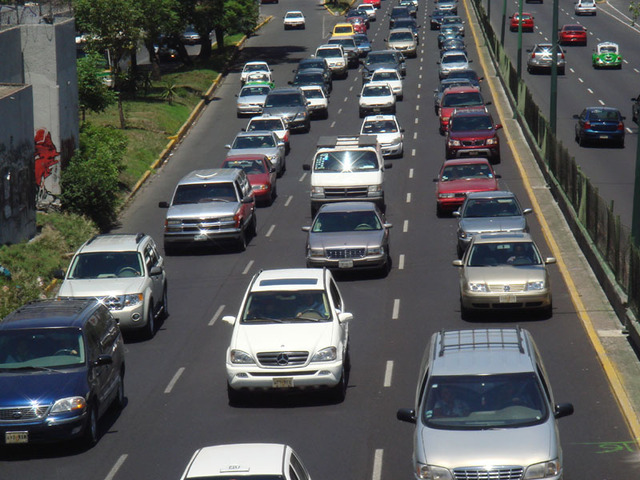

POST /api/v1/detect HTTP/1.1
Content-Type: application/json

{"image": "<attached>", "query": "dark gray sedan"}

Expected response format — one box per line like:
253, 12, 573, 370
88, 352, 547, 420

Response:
453, 191, 532, 257
302, 202, 392, 274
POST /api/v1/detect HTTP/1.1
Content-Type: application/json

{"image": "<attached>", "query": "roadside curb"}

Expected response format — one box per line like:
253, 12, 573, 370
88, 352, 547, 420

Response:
126, 15, 274, 201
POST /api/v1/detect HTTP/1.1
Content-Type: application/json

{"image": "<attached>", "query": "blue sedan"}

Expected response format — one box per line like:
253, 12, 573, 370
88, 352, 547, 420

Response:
573, 107, 625, 147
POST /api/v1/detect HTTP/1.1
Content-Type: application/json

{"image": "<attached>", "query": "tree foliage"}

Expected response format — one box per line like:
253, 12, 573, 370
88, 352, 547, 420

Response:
59, 124, 128, 231
77, 52, 117, 122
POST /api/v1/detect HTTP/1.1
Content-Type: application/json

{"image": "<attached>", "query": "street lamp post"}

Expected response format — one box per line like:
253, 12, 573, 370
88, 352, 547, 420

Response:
632, 128, 640, 247
516, 0, 523, 80
550, 0, 559, 135
500, 0, 507, 45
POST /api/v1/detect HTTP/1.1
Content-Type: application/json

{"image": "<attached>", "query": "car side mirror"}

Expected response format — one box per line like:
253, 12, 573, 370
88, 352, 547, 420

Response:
554, 403, 574, 419
269, 166, 276, 173
303, 164, 311, 171
485, 100, 492, 105
523, 208, 533, 214
545, 257, 557, 264
241, 127, 246, 132
400, 128, 405, 132
469, 59, 473, 63
495, 124, 503, 130
150, 266, 163, 276
159, 201, 169, 208
397, 408, 417, 424
452, 210, 461, 217
452, 259, 463, 267
338, 312, 354, 323
241, 197, 253, 204
94, 354, 113, 367
287, 81, 293, 85
302, 226, 311, 232
495, 174, 502, 179
384, 223, 393, 229
225, 144, 231, 149
221, 315, 236, 325
53, 269, 66, 279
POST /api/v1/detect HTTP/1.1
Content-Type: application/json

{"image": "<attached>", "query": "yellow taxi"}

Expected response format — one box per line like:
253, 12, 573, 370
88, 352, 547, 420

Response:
332, 22, 355, 36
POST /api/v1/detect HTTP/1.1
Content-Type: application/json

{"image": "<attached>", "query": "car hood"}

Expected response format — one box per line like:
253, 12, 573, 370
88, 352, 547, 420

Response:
364, 62, 400, 72
373, 132, 403, 144
237, 95, 267, 104
308, 231, 385, 249
234, 322, 337, 356
448, 130, 496, 140
58, 277, 147, 297
459, 216, 527, 234
262, 106, 306, 117
311, 171, 383, 186
227, 147, 280, 158
389, 40, 416, 47
465, 264, 548, 284
438, 178, 498, 194
417, 422, 556, 468
0, 368, 88, 408
166, 202, 240, 219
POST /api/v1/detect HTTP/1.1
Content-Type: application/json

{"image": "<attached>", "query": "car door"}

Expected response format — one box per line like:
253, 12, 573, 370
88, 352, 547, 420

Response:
144, 241, 164, 314
84, 312, 115, 417
328, 278, 349, 352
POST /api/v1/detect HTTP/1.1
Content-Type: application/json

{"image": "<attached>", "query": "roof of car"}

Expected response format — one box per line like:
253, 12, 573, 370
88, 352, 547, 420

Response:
363, 81, 392, 89
234, 130, 276, 138
300, 85, 325, 92
248, 114, 286, 123
177, 169, 243, 186
75, 233, 150, 253
473, 232, 533, 245
318, 201, 378, 213
184, 444, 288, 479
431, 328, 537, 376
251, 269, 327, 292
0, 298, 102, 330
443, 158, 493, 167
450, 106, 489, 116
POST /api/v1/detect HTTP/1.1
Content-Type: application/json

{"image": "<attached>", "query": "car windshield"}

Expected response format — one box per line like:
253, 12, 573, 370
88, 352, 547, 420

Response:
244, 64, 268, 72
241, 290, 331, 323
363, 85, 391, 96
172, 182, 237, 205
450, 115, 492, 131
302, 89, 323, 98
240, 86, 270, 97
265, 94, 304, 107
248, 119, 284, 131
68, 251, 143, 279
467, 241, 541, 267
463, 198, 521, 217
0, 328, 85, 369
390, 32, 414, 41
366, 53, 396, 64
233, 135, 276, 149
295, 73, 324, 83
313, 150, 380, 172
300, 60, 324, 69
441, 91, 483, 107
362, 120, 399, 134
223, 159, 267, 175
316, 48, 342, 58
312, 210, 382, 232
421, 374, 548, 430
440, 163, 493, 181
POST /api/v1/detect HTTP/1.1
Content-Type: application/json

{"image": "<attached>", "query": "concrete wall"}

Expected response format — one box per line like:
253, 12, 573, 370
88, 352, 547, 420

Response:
0, 84, 36, 245
0, 26, 24, 84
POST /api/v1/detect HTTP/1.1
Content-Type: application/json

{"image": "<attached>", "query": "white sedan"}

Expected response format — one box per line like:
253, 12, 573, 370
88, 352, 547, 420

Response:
369, 68, 404, 100
360, 115, 404, 157
240, 61, 272, 84
300, 85, 329, 119
358, 81, 396, 117
283, 11, 306, 29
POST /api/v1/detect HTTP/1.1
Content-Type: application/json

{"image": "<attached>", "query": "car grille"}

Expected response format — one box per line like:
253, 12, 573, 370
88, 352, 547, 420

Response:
453, 467, 524, 480
257, 351, 309, 366
461, 139, 486, 146
0, 405, 50, 422
488, 283, 526, 293
326, 248, 366, 259
324, 187, 369, 198
176, 218, 234, 232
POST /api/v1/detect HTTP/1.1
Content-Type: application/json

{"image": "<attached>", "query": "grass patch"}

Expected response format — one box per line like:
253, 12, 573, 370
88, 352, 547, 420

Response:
324, 0, 354, 14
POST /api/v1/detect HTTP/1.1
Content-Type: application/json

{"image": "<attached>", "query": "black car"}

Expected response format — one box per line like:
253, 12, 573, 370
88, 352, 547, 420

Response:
327, 37, 360, 67
632, 94, 640, 124
446, 69, 484, 89
262, 87, 311, 132
361, 50, 407, 82
295, 58, 333, 86
390, 6, 411, 27
0, 298, 125, 447
440, 38, 467, 56
430, 8, 457, 29
289, 68, 332, 95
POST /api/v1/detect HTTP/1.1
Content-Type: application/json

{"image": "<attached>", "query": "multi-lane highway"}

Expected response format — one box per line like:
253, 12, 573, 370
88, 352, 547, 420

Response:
3, 1, 638, 479
484, 0, 640, 226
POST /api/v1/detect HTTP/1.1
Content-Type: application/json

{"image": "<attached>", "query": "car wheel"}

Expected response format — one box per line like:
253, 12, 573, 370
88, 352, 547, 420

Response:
83, 403, 98, 447
163, 243, 176, 256
113, 373, 125, 410
144, 303, 155, 339
237, 230, 248, 252
397, 94, 403, 101
329, 366, 347, 403
227, 383, 245, 406
559, 67, 565, 75
248, 213, 257, 238
578, 134, 586, 147
540, 303, 553, 319
618, 139, 625, 148
379, 252, 391, 277
304, 120, 311, 133
160, 284, 169, 320
359, 109, 365, 118
460, 300, 473, 321
456, 244, 464, 259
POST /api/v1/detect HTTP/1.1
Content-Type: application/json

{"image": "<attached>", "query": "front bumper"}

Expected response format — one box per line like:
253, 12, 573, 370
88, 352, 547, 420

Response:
461, 289, 552, 311
0, 411, 88, 445
380, 141, 403, 157
227, 360, 344, 390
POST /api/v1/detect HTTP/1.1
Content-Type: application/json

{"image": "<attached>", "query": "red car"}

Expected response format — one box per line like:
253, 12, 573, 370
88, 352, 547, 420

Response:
446, 107, 502, 163
348, 17, 368, 34
363, 0, 381, 9
439, 86, 488, 134
509, 12, 534, 32
433, 158, 501, 216
222, 154, 277, 206
558, 24, 587, 45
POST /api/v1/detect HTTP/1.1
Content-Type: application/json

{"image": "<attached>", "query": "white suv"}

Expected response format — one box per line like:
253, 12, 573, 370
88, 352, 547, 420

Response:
223, 268, 353, 404
56, 233, 167, 339
397, 328, 574, 480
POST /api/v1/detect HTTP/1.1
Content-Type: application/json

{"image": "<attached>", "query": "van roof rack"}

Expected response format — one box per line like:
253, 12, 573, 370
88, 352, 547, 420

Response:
317, 135, 378, 148
438, 327, 525, 357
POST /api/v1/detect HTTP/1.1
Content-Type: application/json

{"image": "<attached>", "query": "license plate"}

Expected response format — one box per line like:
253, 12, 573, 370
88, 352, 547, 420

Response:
338, 259, 354, 269
193, 233, 208, 241
499, 294, 517, 303
599, 135, 609, 139
273, 377, 294, 388
468, 151, 479, 156
5, 431, 28, 444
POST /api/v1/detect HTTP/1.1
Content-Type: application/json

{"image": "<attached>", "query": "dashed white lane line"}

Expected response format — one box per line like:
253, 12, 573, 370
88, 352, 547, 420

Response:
626, 127, 633, 134
330, 121, 336, 128
242, 260, 254, 275
349, 85, 354, 91
299, 173, 307, 182
372, 449, 384, 480
403, 220, 409, 232
398, 254, 405, 270
338, 108, 343, 114
578, 77, 584, 83
409, 168, 414, 178
392, 298, 400, 319
104, 454, 128, 480
416, 105, 420, 111
208, 304, 225, 326
635, 68, 640, 73
265, 224, 276, 237
411, 149, 416, 156
285, 195, 293, 207
165, 367, 185, 394
344, 97, 348, 102
406, 192, 412, 203
418, 83, 421, 89
587, 88, 594, 94
413, 132, 417, 140
414, 118, 419, 124
598, 99, 605, 105
384, 360, 394, 387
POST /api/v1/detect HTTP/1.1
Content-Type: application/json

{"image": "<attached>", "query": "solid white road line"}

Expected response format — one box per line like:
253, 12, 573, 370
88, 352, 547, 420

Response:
165, 367, 185, 394
242, 260, 254, 275
384, 360, 394, 387
392, 299, 400, 319
208, 304, 225, 326
104, 454, 128, 480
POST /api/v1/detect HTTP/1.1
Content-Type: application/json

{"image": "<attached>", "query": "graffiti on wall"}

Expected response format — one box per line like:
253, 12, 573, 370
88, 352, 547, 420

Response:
34, 128, 61, 207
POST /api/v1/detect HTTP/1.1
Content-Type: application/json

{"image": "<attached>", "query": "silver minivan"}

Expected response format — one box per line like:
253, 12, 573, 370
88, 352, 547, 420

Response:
397, 328, 574, 480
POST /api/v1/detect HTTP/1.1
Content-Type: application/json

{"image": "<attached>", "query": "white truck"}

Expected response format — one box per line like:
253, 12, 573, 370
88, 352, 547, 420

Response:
303, 135, 392, 216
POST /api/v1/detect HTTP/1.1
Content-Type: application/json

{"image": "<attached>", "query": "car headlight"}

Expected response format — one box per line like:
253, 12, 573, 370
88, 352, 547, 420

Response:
368, 246, 384, 255
438, 193, 456, 198
267, 154, 278, 161
486, 137, 498, 145
50, 396, 86, 415
295, 111, 307, 119
368, 185, 382, 193
252, 184, 269, 191
448, 139, 461, 147
415, 463, 452, 480
467, 282, 488, 292
524, 459, 561, 479
308, 247, 324, 257
458, 231, 470, 238
230, 349, 256, 364
123, 293, 143, 307
311, 346, 337, 362
311, 186, 325, 195
527, 281, 545, 291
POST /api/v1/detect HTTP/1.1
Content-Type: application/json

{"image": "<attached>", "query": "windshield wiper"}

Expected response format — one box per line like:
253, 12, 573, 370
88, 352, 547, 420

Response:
2, 365, 62, 373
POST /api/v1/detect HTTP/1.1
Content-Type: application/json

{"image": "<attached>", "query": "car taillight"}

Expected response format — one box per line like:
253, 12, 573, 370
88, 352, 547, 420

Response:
283, 131, 289, 142
584, 121, 591, 129
617, 122, 624, 131
560, 53, 565, 59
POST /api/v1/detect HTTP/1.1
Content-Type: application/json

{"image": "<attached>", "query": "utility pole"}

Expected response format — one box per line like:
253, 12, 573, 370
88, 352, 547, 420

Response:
550, 0, 559, 135
516, 0, 523, 80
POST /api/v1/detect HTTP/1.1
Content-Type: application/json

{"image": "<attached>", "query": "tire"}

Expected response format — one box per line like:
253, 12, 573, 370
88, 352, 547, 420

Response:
460, 300, 473, 321
397, 95, 403, 101
329, 367, 347, 403
237, 231, 247, 252
578, 134, 586, 147
456, 244, 464, 259
540, 303, 553, 319
113, 373, 125, 410
144, 303, 155, 339
227, 383, 244, 406
248, 213, 257, 238
163, 243, 177, 256
83, 403, 98, 447
160, 284, 169, 320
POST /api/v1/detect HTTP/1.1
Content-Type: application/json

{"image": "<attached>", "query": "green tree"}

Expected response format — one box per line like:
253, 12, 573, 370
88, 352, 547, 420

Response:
77, 52, 117, 123
60, 124, 128, 231
74, 0, 145, 128
630, 1, 640, 26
